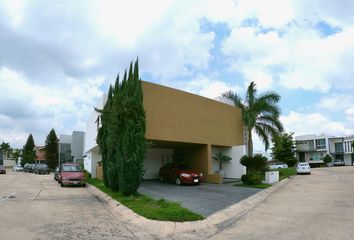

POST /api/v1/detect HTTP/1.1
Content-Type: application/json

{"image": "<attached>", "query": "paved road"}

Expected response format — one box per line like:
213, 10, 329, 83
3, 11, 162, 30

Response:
139, 180, 260, 217
2, 167, 354, 240
0, 171, 157, 240
209, 166, 354, 240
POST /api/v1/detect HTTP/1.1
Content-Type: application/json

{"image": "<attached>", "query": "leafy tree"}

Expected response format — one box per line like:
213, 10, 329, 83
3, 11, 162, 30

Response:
323, 154, 332, 165
96, 59, 148, 195
271, 132, 297, 167
45, 128, 59, 169
0, 142, 11, 158
223, 82, 283, 156
22, 134, 36, 166
12, 149, 22, 164
212, 152, 232, 172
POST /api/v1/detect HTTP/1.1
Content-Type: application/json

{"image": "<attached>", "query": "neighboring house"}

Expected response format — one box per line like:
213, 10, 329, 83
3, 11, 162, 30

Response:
59, 131, 85, 165
84, 81, 246, 183
35, 146, 47, 163
295, 134, 354, 166
0, 149, 16, 167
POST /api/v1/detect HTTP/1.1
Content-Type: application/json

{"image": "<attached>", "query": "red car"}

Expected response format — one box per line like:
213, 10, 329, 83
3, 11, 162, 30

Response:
0, 165, 6, 174
58, 163, 85, 187
159, 163, 203, 185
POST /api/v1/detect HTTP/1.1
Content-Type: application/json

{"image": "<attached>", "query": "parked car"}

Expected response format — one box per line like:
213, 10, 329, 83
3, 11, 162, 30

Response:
296, 162, 311, 175
0, 165, 6, 174
269, 162, 288, 170
334, 159, 345, 166
24, 163, 36, 173
58, 163, 86, 187
159, 163, 203, 185
54, 166, 59, 181
13, 165, 24, 172
35, 164, 50, 174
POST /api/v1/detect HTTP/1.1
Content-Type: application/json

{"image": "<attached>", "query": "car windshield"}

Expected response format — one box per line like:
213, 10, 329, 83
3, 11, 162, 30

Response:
62, 165, 82, 172
298, 163, 309, 166
178, 164, 191, 170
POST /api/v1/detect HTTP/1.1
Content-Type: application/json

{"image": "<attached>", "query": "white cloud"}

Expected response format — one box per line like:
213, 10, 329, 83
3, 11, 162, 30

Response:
0, 67, 105, 147
181, 75, 242, 99
281, 111, 354, 137
317, 94, 354, 111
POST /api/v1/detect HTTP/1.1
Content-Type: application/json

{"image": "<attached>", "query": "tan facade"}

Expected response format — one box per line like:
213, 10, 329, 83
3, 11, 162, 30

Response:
142, 81, 244, 183
143, 81, 244, 146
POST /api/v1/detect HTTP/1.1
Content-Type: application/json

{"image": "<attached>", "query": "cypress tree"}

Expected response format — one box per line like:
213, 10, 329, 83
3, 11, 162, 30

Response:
96, 59, 147, 195
45, 128, 59, 169
22, 134, 36, 166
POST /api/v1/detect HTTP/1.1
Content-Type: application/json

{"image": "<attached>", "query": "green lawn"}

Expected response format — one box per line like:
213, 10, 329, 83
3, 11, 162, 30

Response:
234, 183, 272, 189
86, 178, 204, 222
270, 167, 296, 180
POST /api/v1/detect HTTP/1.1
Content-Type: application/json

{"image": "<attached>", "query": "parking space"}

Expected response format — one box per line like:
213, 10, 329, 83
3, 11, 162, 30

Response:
138, 180, 261, 217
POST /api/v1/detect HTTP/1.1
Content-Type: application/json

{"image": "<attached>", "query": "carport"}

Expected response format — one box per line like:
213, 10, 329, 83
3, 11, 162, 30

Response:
143, 140, 223, 183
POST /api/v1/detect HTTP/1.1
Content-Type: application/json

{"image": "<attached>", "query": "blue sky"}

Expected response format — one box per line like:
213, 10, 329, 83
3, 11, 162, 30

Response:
0, 0, 353, 152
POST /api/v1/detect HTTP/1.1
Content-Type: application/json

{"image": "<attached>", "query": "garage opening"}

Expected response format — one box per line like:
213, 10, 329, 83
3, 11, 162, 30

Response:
143, 140, 208, 181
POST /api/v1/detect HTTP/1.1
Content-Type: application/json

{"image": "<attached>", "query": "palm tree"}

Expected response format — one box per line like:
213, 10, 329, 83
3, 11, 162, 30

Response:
222, 82, 283, 157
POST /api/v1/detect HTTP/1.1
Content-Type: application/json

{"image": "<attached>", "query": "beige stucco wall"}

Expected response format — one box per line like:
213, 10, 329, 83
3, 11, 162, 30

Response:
142, 81, 244, 147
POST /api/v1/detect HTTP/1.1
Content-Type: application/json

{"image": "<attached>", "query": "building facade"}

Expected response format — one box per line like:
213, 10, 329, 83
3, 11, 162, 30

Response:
84, 81, 246, 183
59, 131, 85, 165
295, 134, 354, 165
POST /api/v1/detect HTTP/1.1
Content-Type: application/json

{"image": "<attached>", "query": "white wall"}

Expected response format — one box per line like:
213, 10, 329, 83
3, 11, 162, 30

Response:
84, 148, 101, 178
85, 94, 107, 153
3, 159, 16, 167
143, 148, 174, 179
211, 145, 246, 179
344, 154, 352, 166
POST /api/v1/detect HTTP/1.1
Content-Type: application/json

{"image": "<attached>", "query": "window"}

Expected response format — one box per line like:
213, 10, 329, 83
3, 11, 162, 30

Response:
335, 142, 343, 153
315, 139, 326, 149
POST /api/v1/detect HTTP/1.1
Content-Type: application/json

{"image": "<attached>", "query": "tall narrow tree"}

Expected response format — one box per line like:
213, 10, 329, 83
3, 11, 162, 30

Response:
223, 82, 283, 156
96, 59, 148, 194
22, 134, 36, 166
45, 129, 59, 169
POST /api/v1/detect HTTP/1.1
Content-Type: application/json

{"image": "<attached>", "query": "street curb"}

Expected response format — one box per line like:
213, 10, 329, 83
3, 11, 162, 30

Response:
86, 177, 290, 238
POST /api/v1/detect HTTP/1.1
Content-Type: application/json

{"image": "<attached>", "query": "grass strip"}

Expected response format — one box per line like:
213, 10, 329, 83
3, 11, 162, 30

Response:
270, 167, 296, 180
86, 178, 204, 222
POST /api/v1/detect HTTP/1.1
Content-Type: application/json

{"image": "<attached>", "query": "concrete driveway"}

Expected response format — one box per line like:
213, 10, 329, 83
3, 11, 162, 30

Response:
139, 180, 261, 217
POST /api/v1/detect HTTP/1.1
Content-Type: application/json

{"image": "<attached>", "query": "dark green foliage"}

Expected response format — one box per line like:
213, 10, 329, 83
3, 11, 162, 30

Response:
11, 149, 22, 164
271, 132, 297, 167
222, 82, 283, 156
45, 129, 59, 169
0, 142, 11, 158
323, 154, 332, 164
21, 134, 36, 166
96, 59, 148, 195
212, 152, 232, 171
240, 154, 268, 174
241, 173, 263, 185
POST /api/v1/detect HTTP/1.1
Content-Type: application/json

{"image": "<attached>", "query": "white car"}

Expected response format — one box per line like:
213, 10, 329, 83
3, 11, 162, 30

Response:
269, 163, 288, 170
296, 162, 311, 175
13, 165, 24, 172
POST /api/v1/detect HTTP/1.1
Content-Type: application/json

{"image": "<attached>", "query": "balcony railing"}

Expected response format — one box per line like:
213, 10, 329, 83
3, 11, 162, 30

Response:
296, 144, 315, 151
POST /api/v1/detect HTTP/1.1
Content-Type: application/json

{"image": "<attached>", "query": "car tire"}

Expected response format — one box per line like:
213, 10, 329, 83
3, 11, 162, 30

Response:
82, 183, 86, 187
176, 177, 181, 185
159, 176, 164, 182
61, 182, 65, 187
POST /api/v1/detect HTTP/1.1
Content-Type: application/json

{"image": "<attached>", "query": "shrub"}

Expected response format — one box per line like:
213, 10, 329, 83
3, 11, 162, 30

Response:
286, 157, 297, 167
241, 173, 263, 185
323, 154, 332, 164
240, 154, 268, 174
